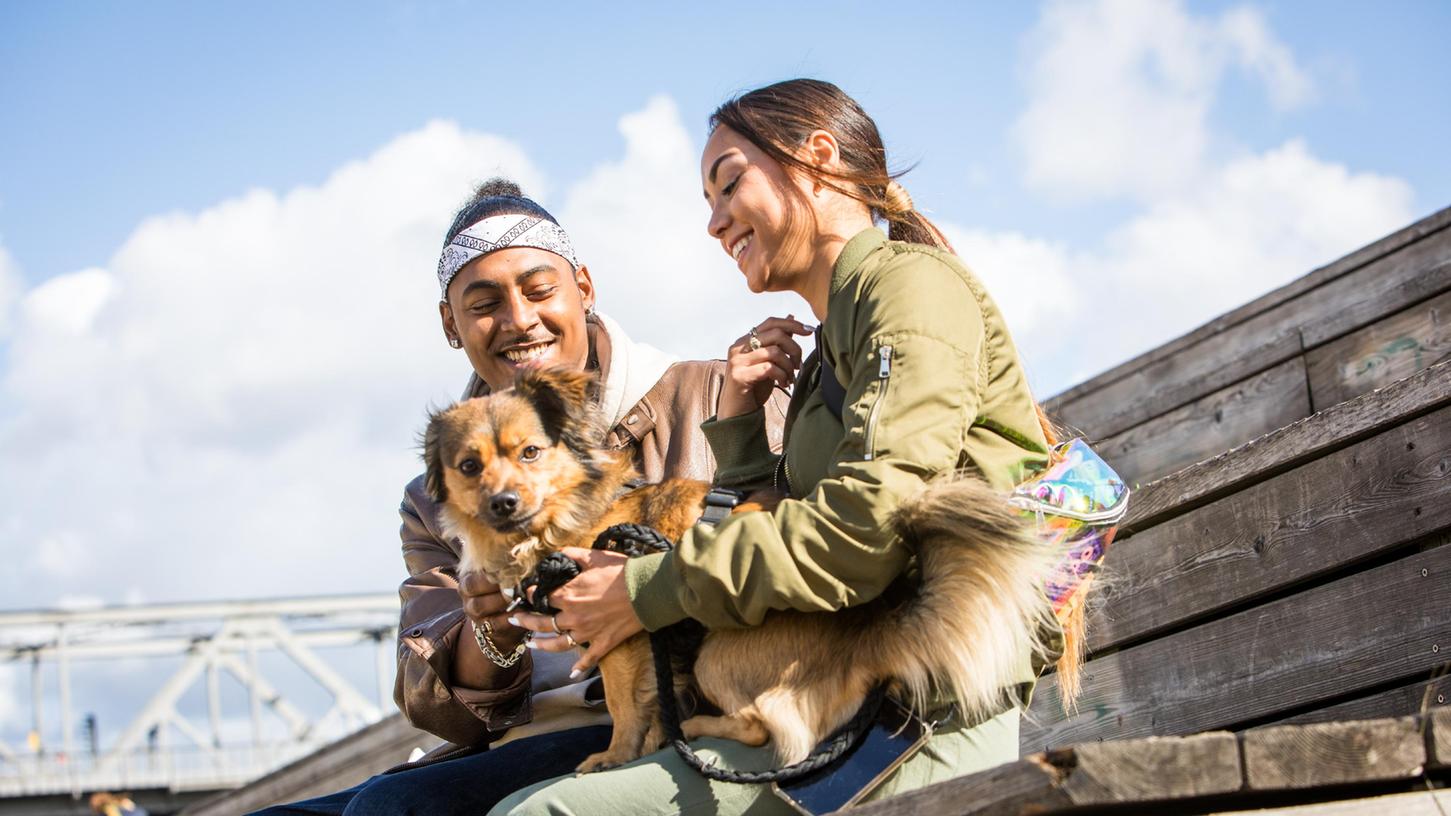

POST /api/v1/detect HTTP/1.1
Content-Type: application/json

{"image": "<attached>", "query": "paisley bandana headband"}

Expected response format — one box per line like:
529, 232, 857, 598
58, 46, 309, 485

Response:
437, 215, 580, 296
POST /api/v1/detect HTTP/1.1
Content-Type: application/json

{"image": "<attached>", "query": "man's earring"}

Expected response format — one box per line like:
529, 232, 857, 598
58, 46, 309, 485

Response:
448, 337, 462, 349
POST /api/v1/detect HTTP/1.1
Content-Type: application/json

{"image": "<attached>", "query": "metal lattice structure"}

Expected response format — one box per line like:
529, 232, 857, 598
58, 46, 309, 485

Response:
0, 595, 399, 798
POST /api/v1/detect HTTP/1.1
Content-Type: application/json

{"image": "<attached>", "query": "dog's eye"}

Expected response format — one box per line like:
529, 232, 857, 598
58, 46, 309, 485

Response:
458, 458, 481, 476
519, 446, 542, 463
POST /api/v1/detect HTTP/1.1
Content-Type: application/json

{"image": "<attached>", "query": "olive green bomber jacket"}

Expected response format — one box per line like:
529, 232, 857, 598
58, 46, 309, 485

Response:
624, 228, 1051, 645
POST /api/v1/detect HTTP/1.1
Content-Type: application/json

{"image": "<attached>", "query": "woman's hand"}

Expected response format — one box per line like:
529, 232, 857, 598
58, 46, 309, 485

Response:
509, 547, 643, 678
719, 315, 813, 419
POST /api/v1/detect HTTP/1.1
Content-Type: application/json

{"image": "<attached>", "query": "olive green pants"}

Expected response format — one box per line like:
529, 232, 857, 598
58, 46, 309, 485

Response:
487, 706, 1019, 816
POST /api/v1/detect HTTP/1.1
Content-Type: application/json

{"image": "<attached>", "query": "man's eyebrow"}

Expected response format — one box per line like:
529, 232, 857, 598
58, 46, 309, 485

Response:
515, 264, 557, 283
460, 278, 501, 298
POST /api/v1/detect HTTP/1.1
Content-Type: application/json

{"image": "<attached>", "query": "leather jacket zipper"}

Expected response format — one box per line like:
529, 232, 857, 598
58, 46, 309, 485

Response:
863, 344, 893, 461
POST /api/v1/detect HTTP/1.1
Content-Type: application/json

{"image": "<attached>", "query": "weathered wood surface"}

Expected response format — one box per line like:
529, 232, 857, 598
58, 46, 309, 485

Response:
1267, 673, 1451, 728
1205, 790, 1451, 816
1086, 404, 1451, 653
1120, 359, 1451, 534
181, 713, 435, 816
1432, 706, 1451, 770
851, 711, 1451, 816
1240, 718, 1425, 789
1095, 356, 1310, 486
1049, 216, 1451, 441
846, 731, 1242, 816
1022, 545, 1451, 751
1050, 205, 1451, 409
1306, 285, 1451, 412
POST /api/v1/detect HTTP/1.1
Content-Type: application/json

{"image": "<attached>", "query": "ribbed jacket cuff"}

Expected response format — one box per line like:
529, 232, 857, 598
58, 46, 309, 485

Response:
625, 551, 689, 631
701, 409, 777, 487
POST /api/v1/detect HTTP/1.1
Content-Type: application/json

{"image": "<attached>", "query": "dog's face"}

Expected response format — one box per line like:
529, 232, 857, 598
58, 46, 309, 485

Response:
423, 368, 605, 550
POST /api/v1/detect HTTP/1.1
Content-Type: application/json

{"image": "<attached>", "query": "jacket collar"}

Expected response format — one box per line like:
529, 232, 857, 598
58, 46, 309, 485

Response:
830, 227, 887, 296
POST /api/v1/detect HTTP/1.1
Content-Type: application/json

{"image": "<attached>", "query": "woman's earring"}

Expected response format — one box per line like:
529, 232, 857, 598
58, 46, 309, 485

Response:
449, 337, 462, 349
585, 305, 596, 317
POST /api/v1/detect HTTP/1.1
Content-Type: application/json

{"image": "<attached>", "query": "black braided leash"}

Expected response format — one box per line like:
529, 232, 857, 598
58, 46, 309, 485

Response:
513, 520, 888, 784
602, 522, 887, 785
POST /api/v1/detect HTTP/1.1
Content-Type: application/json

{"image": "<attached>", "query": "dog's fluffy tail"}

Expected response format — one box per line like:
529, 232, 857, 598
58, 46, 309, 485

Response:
879, 474, 1060, 724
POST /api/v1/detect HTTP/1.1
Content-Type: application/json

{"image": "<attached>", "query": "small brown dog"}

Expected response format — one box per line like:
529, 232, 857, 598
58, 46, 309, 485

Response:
424, 368, 1057, 772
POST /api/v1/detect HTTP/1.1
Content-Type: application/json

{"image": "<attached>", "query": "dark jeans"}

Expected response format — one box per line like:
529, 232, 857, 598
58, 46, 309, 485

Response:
249, 725, 612, 816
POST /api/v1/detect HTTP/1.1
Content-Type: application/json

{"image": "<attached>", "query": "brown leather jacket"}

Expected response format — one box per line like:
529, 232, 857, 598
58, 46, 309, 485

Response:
393, 358, 786, 747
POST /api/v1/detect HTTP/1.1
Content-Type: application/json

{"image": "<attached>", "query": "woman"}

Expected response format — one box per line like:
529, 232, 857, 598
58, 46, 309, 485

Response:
500, 80, 1062, 815
253, 179, 786, 815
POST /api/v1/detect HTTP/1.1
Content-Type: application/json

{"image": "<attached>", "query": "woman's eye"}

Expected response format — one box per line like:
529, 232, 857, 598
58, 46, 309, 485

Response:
458, 458, 481, 476
520, 446, 542, 463
722, 176, 740, 196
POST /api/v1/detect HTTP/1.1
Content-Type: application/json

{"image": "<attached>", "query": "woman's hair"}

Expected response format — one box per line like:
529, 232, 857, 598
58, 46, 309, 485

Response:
709, 79, 952, 251
444, 177, 560, 246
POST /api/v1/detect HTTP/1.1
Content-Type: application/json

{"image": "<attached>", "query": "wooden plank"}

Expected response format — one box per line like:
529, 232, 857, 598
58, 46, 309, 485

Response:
1206, 790, 1451, 816
1050, 206, 1451, 408
1306, 286, 1451, 412
1052, 229, 1451, 441
1431, 706, 1450, 770
1240, 718, 1425, 789
846, 731, 1241, 816
1264, 675, 1451, 728
1095, 357, 1310, 487
182, 713, 436, 816
1087, 404, 1451, 653
1021, 544, 1451, 752
1120, 359, 1451, 535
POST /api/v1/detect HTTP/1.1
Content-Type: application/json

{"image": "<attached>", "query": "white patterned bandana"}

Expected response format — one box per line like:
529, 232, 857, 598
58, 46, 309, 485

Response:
437, 215, 580, 297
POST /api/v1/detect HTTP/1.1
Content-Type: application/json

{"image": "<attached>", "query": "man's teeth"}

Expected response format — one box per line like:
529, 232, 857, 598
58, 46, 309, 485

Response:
503, 344, 552, 363
731, 235, 752, 261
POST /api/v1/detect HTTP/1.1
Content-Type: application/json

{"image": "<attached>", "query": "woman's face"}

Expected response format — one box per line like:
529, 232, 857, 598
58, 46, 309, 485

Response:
440, 246, 595, 392
700, 125, 816, 294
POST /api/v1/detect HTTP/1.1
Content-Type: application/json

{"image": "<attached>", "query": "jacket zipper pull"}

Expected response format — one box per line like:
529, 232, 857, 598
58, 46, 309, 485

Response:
879, 345, 893, 379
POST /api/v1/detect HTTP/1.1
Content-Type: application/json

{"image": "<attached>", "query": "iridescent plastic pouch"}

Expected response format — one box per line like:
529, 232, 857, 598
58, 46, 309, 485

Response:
1010, 438, 1130, 622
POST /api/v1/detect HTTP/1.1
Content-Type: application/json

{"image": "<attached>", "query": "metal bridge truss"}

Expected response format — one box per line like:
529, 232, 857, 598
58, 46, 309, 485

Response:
0, 595, 399, 798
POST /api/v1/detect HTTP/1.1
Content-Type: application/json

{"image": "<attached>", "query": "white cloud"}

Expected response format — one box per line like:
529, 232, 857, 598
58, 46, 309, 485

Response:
961, 0, 1415, 395
561, 95, 802, 359
0, 120, 547, 607
0, 100, 803, 611
1014, 0, 1315, 202
0, 243, 20, 338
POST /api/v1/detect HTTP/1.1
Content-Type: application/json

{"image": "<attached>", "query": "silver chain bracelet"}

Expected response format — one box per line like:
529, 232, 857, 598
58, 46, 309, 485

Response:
473, 621, 528, 668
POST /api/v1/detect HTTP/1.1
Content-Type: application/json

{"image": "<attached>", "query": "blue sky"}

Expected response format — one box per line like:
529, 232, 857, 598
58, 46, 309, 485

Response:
5, 1, 1446, 286
1, 0, 1449, 612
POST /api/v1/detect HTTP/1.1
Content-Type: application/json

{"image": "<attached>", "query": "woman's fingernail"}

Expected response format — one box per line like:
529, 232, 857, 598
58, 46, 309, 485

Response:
506, 616, 520, 627
569, 669, 584, 680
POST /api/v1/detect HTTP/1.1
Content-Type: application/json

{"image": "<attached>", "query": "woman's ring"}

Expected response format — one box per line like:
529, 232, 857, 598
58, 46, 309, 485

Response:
480, 618, 494, 635
565, 632, 578, 648
550, 615, 562, 634
748, 327, 763, 351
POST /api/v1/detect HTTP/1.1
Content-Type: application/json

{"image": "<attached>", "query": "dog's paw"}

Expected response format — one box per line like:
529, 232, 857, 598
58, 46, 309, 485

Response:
575, 751, 628, 774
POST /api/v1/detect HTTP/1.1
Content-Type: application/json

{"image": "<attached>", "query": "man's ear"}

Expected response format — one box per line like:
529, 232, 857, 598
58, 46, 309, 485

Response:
439, 300, 461, 347
421, 406, 451, 503
574, 264, 596, 314
513, 367, 599, 451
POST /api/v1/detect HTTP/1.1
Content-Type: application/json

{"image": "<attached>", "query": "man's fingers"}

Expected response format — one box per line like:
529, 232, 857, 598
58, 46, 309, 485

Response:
459, 571, 499, 596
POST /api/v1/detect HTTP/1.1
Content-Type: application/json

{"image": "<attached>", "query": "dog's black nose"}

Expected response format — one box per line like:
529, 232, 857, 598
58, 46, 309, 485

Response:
490, 491, 521, 518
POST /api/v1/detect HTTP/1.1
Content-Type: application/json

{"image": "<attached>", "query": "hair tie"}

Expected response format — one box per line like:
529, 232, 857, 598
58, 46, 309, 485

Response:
884, 181, 914, 217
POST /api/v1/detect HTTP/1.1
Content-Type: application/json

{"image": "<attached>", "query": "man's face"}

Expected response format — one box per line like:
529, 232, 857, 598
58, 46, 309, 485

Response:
441, 247, 595, 391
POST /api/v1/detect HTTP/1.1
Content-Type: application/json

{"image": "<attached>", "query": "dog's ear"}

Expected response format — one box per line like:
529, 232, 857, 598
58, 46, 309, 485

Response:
513, 367, 600, 450
421, 406, 450, 504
